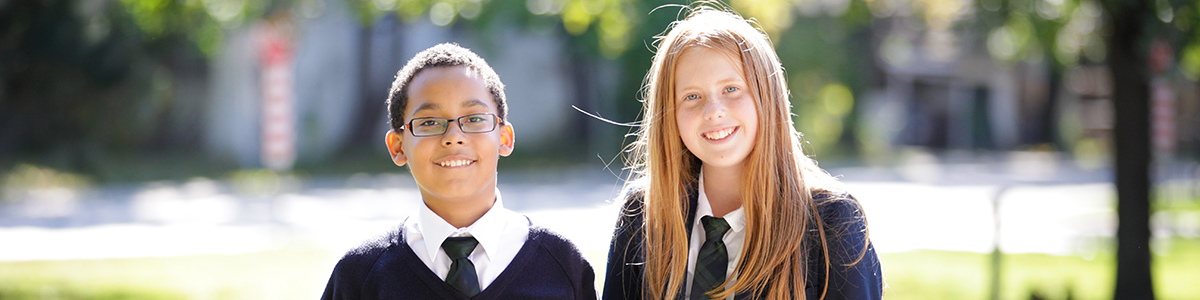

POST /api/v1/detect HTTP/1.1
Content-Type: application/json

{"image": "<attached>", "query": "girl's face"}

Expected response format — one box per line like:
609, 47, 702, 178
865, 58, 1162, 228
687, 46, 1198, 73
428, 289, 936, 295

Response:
673, 47, 758, 169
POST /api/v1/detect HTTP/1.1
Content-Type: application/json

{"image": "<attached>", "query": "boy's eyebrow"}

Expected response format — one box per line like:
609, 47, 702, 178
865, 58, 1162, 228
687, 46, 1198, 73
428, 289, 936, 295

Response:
412, 102, 440, 114
411, 99, 491, 115
461, 99, 489, 108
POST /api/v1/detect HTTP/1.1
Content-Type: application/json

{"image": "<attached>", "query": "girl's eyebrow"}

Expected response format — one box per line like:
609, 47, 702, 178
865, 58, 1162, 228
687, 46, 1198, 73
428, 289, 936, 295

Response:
715, 77, 745, 85
676, 77, 746, 93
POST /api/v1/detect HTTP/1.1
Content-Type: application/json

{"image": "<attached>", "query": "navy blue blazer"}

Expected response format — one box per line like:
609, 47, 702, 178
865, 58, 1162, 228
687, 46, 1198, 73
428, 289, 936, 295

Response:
601, 186, 883, 300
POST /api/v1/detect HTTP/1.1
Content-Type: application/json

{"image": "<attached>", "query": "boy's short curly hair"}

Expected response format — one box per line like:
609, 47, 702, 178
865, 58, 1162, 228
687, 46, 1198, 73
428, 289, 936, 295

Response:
386, 43, 507, 132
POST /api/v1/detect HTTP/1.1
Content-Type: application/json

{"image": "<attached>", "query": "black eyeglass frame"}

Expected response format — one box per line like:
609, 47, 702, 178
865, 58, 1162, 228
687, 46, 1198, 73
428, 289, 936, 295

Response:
399, 113, 503, 137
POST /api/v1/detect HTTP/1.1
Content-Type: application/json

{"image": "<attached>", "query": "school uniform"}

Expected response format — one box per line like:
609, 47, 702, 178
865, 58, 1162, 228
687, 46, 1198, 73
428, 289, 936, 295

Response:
322, 194, 597, 300
601, 181, 883, 300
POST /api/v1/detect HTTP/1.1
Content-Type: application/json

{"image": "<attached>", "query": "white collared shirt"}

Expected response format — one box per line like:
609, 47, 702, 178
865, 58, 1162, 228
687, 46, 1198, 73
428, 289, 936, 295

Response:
403, 191, 530, 290
684, 174, 746, 300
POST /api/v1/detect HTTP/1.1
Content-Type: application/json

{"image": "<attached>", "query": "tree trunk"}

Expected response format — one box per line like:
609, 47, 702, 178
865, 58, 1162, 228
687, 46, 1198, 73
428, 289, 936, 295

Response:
1105, 0, 1154, 299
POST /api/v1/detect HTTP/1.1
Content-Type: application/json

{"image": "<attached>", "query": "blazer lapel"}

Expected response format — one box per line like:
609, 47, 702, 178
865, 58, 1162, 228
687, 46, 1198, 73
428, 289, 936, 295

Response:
678, 181, 700, 300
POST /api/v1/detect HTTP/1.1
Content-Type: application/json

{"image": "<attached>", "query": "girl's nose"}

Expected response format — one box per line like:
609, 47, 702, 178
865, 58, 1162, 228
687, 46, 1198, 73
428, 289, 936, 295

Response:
703, 98, 727, 120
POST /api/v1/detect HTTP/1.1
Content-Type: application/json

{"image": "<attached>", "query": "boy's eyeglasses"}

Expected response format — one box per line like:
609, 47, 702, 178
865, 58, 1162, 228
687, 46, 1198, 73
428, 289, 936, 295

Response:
400, 113, 501, 137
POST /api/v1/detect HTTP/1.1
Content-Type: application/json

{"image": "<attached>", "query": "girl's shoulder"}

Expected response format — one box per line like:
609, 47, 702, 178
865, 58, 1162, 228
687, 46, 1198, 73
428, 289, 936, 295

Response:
808, 188, 869, 241
612, 183, 647, 229
805, 189, 883, 298
616, 179, 650, 213
810, 189, 864, 223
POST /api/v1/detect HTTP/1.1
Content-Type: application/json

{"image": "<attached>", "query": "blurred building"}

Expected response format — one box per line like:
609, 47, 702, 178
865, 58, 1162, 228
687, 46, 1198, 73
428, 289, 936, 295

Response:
203, 1, 616, 169
863, 7, 1199, 164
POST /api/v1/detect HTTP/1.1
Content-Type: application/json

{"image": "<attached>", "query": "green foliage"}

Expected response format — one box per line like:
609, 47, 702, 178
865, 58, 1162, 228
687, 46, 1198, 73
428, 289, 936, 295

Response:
973, 0, 1107, 68
1, 165, 91, 196
347, 0, 639, 59
118, 0, 262, 57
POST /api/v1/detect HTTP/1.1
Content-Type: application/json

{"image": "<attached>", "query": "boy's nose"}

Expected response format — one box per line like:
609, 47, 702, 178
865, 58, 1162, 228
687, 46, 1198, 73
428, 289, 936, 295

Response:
441, 125, 467, 146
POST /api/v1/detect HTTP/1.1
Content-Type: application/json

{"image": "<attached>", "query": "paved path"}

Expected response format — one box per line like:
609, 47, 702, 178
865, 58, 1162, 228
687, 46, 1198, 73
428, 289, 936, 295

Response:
3, 154, 1197, 265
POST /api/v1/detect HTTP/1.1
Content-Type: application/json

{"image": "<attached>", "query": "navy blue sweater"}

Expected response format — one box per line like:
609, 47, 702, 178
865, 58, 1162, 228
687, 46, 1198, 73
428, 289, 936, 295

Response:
602, 188, 883, 300
322, 225, 597, 300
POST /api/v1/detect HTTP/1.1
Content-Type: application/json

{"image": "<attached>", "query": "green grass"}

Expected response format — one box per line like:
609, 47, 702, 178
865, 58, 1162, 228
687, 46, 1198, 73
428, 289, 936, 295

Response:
0, 249, 341, 300
881, 250, 1114, 300
1, 240, 1197, 300
881, 238, 1200, 300
1154, 238, 1200, 300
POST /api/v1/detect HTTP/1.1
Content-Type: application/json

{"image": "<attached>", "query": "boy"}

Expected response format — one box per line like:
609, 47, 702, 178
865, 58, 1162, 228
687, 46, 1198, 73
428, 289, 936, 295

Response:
321, 43, 596, 300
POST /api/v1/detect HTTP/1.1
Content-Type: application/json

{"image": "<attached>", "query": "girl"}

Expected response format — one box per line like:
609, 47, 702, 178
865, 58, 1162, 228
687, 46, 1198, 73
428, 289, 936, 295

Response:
602, 5, 882, 300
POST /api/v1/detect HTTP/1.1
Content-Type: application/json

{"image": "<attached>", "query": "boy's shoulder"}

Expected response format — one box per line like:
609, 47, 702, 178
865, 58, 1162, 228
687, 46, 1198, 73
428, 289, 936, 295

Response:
333, 226, 405, 270
526, 225, 586, 258
322, 226, 408, 300
522, 225, 595, 286
524, 224, 595, 271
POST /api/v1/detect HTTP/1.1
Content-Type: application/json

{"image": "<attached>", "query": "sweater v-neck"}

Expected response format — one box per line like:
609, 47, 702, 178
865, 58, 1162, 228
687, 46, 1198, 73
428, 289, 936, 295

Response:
392, 225, 544, 300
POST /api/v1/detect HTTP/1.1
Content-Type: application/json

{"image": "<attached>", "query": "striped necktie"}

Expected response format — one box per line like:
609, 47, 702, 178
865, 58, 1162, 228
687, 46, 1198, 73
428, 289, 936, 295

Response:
442, 236, 481, 297
691, 216, 731, 300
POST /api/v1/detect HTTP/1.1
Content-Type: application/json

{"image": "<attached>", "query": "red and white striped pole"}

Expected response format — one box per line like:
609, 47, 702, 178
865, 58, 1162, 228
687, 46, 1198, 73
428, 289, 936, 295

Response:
258, 19, 296, 171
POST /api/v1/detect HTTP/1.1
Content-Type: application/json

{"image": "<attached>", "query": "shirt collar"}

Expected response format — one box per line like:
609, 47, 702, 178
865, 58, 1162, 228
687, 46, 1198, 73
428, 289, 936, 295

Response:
696, 172, 746, 234
418, 190, 510, 261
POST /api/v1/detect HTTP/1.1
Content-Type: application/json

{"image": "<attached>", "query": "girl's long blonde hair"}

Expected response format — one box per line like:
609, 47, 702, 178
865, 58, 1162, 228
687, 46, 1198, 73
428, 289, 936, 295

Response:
624, 4, 859, 300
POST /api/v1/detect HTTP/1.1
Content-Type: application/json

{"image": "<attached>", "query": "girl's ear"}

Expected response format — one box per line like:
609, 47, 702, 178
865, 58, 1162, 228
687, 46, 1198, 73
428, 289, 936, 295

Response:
385, 130, 408, 166
498, 123, 515, 157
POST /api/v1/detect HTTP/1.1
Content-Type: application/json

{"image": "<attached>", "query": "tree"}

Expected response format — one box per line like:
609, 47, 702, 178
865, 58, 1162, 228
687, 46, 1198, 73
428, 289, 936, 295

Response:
1102, 0, 1197, 298
1104, 0, 1154, 297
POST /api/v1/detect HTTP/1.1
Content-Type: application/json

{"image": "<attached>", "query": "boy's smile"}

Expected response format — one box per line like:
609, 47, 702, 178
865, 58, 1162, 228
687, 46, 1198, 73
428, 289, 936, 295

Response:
385, 66, 514, 206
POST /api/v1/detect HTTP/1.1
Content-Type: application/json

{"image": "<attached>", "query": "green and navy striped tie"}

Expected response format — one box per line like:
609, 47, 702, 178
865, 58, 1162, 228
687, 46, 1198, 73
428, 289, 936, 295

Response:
442, 236, 481, 297
691, 216, 731, 300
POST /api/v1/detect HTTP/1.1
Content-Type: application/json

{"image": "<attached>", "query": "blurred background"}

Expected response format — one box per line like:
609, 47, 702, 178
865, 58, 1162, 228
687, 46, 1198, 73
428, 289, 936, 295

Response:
0, 0, 1198, 299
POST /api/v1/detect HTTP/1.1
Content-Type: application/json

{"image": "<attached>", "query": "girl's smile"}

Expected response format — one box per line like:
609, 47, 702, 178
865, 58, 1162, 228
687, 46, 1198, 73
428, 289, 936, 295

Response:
673, 47, 758, 168
701, 126, 738, 141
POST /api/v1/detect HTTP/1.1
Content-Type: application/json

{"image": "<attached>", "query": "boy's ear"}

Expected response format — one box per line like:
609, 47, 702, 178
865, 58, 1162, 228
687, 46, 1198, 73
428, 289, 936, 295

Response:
498, 123, 515, 157
385, 130, 408, 166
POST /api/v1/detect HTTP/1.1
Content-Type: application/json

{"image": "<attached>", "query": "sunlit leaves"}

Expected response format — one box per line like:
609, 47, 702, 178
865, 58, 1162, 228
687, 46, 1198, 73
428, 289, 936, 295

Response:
120, 0, 173, 36
117, 0, 267, 57
978, 0, 1102, 67
1183, 43, 1200, 80
356, 0, 636, 58
730, 0, 792, 37
912, 0, 970, 29
540, 0, 636, 58
561, 0, 595, 34
792, 72, 856, 157
881, 32, 915, 66
203, 0, 249, 24
596, 3, 632, 58
987, 16, 1035, 62
1053, 0, 1103, 65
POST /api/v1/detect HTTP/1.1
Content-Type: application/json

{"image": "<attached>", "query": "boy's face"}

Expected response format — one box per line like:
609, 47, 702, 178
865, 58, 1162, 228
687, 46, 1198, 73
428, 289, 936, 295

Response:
386, 66, 514, 203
